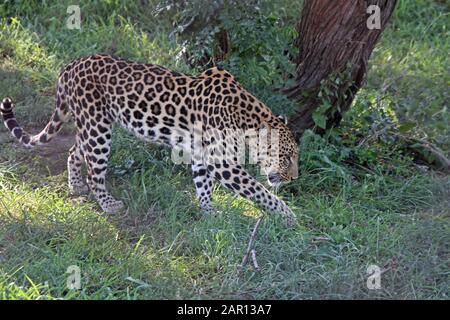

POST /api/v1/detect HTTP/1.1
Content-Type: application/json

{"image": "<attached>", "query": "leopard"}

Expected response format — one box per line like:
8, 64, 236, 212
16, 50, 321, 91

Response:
1, 54, 299, 225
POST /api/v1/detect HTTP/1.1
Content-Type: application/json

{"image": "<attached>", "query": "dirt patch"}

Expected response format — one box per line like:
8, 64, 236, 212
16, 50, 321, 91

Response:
0, 129, 75, 176
33, 134, 75, 174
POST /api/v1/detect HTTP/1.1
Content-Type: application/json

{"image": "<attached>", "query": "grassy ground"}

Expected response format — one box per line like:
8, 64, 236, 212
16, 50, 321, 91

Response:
0, 0, 449, 299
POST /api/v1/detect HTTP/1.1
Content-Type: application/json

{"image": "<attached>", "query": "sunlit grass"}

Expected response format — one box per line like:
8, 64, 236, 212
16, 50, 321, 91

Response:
368, 0, 450, 150
1, 129, 448, 299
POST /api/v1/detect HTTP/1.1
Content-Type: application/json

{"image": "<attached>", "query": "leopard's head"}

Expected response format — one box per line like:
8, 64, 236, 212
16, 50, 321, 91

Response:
260, 118, 299, 188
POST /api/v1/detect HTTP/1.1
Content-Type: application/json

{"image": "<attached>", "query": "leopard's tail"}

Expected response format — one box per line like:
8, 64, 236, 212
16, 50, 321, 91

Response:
0, 93, 69, 148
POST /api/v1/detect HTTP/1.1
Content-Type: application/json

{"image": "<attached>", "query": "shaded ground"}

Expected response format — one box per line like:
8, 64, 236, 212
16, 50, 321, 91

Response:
0, 129, 75, 176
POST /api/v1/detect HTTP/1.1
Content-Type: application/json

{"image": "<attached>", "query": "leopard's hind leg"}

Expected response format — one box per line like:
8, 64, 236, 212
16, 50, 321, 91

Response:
78, 125, 124, 214
68, 137, 89, 195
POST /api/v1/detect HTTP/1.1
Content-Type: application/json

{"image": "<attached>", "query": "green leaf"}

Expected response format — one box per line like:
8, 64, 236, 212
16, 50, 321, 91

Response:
312, 112, 327, 129
398, 121, 416, 133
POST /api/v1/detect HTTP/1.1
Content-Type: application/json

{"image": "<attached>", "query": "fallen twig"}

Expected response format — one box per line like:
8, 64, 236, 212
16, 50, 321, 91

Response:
240, 217, 263, 270
407, 140, 450, 173
250, 249, 260, 271
312, 236, 332, 242
356, 129, 450, 173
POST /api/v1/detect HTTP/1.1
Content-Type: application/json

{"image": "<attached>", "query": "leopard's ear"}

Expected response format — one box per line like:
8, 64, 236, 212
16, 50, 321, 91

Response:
278, 115, 288, 125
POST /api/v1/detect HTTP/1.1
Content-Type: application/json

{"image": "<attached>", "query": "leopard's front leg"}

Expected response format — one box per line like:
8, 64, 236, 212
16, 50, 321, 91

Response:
192, 163, 215, 213
207, 164, 296, 226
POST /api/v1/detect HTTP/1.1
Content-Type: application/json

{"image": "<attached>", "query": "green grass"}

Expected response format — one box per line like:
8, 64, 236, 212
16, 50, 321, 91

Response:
0, 0, 449, 299
367, 0, 450, 150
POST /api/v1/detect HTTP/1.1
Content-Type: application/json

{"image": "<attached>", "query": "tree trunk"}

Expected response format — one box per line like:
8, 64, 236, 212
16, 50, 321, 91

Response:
284, 0, 397, 137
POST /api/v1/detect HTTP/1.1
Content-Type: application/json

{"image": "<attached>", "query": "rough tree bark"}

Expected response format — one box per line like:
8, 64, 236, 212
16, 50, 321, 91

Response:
284, 0, 397, 138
